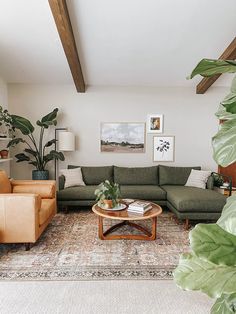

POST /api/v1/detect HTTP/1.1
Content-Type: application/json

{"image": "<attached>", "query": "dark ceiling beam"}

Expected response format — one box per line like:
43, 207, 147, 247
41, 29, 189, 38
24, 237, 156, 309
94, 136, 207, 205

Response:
48, 0, 85, 93
196, 37, 236, 94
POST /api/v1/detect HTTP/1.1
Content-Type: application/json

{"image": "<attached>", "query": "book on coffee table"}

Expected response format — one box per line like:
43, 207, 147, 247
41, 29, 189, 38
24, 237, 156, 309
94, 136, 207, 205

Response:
128, 205, 152, 214
128, 201, 152, 214
128, 201, 151, 210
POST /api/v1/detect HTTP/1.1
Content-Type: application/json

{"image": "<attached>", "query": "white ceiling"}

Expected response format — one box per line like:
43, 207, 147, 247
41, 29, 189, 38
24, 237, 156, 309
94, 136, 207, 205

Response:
0, 0, 235, 86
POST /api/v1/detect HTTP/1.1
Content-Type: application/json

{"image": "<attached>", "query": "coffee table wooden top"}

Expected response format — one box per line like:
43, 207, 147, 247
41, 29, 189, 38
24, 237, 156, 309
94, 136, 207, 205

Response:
92, 201, 162, 221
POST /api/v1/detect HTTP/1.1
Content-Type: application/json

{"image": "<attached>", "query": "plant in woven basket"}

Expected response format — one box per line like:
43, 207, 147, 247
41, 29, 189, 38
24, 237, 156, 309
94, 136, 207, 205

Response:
174, 59, 236, 314
95, 180, 121, 209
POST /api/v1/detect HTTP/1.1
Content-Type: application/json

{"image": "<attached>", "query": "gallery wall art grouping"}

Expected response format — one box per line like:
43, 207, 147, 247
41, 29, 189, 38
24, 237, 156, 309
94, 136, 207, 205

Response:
100, 115, 175, 162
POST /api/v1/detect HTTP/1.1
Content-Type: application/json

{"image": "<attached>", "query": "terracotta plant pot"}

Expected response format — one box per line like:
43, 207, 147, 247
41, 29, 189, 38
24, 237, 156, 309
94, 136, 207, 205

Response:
0, 149, 9, 159
103, 199, 114, 209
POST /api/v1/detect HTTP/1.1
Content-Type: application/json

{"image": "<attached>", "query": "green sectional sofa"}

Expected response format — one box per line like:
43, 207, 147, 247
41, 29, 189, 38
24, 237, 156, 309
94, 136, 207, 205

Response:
57, 165, 226, 227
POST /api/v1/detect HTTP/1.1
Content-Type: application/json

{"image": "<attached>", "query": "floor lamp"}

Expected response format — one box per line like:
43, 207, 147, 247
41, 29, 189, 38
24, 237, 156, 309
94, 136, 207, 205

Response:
54, 128, 75, 180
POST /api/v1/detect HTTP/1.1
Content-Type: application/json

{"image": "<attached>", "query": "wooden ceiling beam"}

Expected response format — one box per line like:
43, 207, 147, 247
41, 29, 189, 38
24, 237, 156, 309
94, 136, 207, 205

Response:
48, 0, 85, 93
196, 37, 236, 94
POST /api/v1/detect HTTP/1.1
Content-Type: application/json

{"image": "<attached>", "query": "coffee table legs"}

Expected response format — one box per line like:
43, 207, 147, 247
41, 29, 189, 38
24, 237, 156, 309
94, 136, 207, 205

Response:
98, 216, 157, 241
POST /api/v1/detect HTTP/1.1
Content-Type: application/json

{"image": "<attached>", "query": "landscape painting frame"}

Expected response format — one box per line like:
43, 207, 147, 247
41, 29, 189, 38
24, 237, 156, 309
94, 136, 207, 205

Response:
101, 122, 145, 153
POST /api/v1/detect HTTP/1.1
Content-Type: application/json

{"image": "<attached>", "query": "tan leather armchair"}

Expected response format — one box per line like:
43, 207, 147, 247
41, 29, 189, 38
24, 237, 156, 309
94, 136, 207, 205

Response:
0, 170, 56, 250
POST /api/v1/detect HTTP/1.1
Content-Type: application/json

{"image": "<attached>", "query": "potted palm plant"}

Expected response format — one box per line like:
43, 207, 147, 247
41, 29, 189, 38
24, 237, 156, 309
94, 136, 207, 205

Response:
95, 180, 121, 209
7, 108, 65, 180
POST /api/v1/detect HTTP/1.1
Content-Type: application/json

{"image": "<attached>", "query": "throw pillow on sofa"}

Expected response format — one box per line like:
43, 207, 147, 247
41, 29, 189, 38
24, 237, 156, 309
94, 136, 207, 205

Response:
60, 168, 85, 188
185, 169, 212, 189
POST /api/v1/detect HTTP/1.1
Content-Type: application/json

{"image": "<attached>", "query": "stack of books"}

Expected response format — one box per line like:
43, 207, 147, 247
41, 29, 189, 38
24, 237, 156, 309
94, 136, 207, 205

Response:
128, 201, 152, 214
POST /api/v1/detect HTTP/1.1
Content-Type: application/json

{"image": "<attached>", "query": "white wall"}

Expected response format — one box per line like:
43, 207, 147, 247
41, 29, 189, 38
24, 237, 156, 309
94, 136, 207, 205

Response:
0, 76, 10, 175
8, 84, 227, 179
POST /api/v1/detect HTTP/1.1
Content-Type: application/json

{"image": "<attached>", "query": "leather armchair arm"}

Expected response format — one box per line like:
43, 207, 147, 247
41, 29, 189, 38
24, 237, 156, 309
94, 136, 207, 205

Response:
0, 194, 41, 243
11, 180, 56, 199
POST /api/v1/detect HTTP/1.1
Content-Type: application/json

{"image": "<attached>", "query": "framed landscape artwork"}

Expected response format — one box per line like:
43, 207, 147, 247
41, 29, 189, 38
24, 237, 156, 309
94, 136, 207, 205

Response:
147, 114, 163, 133
101, 122, 145, 153
153, 136, 175, 162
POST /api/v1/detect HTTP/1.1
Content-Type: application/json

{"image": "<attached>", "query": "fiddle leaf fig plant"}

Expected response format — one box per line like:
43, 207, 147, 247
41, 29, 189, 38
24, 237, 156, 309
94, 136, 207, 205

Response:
174, 59, 236, 314
7, 108, 65, 171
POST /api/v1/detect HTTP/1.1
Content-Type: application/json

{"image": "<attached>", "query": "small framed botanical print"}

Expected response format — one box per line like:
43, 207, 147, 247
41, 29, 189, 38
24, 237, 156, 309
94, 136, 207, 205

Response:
147, 114, 163, 133
153, 136, 175, 162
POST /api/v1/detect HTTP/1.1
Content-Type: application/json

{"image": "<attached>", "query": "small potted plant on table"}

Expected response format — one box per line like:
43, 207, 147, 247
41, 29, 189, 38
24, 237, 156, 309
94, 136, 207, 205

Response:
95, 180, 121, 209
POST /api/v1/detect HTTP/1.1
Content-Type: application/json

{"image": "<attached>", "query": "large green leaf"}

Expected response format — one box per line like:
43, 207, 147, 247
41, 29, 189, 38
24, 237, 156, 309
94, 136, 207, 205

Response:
11, 115, 34, 135
41, 108, 58, 124
24, 148, 38, 157
15, 153, 30, 162
212, 119, 236, 167
190, 224, 236, 266
44, 139, 56, 147
221, 76, 236, 114
189, 59, 236, 79
48, 150, 65, 161
7, 137, 25, 148
216, 104, 236, 120
173, 253, 236, 298
222, 93, 236, 114
43, 150, 65, 165
218, 196, 236, 236
211, 293, 236, 314
36, 109, 58, 128
36, 120, 57, 129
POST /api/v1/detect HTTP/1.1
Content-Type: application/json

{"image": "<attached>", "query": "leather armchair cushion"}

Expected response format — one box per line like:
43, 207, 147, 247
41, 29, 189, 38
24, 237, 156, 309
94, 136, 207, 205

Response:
39, 199, 55, 226
12, 183, 55, 199
0, 171, 11, 193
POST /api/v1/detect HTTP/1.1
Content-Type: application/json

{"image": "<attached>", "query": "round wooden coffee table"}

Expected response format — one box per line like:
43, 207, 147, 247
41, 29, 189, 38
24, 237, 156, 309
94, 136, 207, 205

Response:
92, 201, 162, 241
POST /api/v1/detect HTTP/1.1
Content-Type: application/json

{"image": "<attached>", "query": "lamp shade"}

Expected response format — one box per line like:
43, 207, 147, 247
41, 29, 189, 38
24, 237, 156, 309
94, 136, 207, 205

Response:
58, 131, 75, 151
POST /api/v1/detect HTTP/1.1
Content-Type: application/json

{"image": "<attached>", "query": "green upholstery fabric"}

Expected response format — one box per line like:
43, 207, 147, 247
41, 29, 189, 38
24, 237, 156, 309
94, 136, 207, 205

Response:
114, 166, 158, 185
167, 201, 221, 220
68, 165, 113, 185
162, 185, 226, 213
159, 165, 201, 186
57, 185, 97, 200
120, 185, 166, 200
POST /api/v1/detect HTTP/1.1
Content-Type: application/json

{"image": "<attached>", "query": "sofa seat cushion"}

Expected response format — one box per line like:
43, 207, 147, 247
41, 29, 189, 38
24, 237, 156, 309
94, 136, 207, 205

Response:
162, 185, 226, 212
39, 199, 55, 225
120, 185, 166, 200
57, 185, 97, 201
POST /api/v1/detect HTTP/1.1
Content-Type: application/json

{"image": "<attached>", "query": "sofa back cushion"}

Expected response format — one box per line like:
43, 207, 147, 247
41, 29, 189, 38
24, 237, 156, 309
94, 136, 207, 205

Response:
68, 165, 113, 185
114, 166, 158, 185
0, 170, 11, 193
159, 165, 201, 186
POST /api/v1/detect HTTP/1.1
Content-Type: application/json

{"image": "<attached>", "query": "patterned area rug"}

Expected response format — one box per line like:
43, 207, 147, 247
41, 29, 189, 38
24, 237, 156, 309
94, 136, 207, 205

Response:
0, 210, 190, 281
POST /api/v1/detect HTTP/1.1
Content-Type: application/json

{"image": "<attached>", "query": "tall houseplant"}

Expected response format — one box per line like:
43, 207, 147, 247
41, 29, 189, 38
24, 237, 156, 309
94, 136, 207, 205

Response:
174, 59, 236, 313
7, 108, 65, 180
